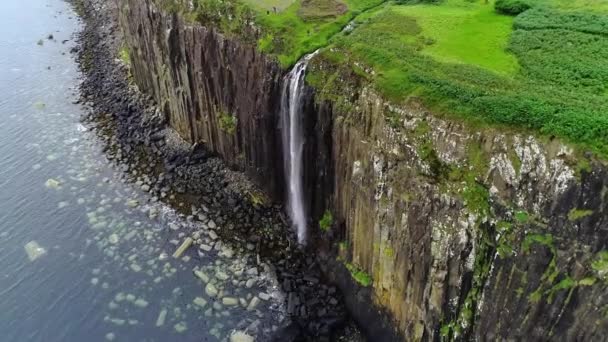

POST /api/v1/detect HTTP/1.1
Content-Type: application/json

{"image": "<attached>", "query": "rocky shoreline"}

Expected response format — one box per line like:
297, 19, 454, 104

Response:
69, 0, 362, 340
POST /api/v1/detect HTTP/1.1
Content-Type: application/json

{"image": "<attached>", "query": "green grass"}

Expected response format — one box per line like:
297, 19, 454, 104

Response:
394, 0, 518, 75
242, 0, 296, 11
256, 0, 387, 66
166, 0, 608, 158
311, 0, 608, 157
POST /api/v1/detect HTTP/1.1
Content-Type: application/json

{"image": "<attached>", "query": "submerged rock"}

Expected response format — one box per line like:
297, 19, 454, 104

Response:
24, 241, 47, 261
44, 179, 61, 189
155, 309, 167, 327
174, 322, 187, 333
193, 297, 207, 308
230, 331, 254, 342
172, 237, 193, 258
205, 283, 219, 297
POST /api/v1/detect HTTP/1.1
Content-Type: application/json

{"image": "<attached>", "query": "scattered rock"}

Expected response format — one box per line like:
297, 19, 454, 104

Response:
172, 237, 193, 258
155, 309, 167, 327
205, 283, 218, 297
230, 331, 254, 342
193, 297, 207, 308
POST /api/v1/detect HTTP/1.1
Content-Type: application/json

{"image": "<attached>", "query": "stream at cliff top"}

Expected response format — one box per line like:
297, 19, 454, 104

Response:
0, 1, 287, 341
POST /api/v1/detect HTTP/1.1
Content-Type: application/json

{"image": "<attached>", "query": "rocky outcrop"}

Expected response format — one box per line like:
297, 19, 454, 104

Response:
119, 0, 286, 198
118, 0, 608, 340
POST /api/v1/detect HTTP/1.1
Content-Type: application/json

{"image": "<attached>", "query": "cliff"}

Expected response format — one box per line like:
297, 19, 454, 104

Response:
118, 0, 608, 340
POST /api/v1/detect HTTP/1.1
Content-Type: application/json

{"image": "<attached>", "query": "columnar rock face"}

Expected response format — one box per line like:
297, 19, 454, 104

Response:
119, 0, 285, 198
119, 1, 608, 340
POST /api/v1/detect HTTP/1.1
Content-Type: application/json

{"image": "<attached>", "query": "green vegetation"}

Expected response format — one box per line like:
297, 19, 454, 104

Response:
319, 209, 333, 232
119, 45, 131, 65
345, 262, 373, 286
256, 0, 387, 66
591, 251, 608, 281
218, 111, 237, 134
311, 0, 608, 157
338, 240, 349, 251
495, 0, 530, 15
568, 208, 593, 221
163, 0, 608, 158
514, 210, 529, 223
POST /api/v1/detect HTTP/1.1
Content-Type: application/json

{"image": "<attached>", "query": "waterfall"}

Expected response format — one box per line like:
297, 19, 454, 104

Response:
280, 51, 318, 245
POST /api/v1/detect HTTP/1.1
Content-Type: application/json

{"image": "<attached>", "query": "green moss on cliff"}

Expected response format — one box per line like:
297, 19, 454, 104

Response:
568, 208, 593, 221
345, 262, 373, 286
218, 111, 237, 134
319, 210, 333, 232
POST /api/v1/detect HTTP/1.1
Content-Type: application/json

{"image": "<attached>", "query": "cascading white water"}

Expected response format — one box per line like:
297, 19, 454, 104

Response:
280, 51, 318, 245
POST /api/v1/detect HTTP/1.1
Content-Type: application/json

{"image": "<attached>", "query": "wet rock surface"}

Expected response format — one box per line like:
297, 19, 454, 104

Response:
70, 0, 359, 340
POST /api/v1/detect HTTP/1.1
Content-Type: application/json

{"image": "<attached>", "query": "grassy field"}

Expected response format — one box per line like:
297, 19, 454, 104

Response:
255, 0, 387, 66
175, 0, 608, 156
395, 0, 518, 75
242, 0, 295, 11
305, 0, 608, 157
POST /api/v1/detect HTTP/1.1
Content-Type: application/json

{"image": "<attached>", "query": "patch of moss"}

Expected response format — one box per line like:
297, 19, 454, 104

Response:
119, 45, 130, 65
515, 210, 529, 223
218, 111, 237, 134
578, 277, 597, 286
568, 208, 593, 221
319, 210, 333, 232
248, 190, 267, 207
384, 246, 394, 257
417, 141, 450, 182
591, 250, 608, 281
345, 262, 373, 287
339, 240, 349, 250
496, 220, 515, 259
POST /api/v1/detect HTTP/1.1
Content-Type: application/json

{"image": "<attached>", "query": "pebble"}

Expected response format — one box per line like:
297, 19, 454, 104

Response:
247, 297, 261, 311
174, 322, 187, 333
108, 234, 119, 244
216, 271, 229, 281
105, 332, 115, 341
222, 297, 238, 306
205, 283, 218, 297
126, 199, 139, 208
134, 298, 149, 308
230, 331, 254, 342
193, 297, 207, 308
258, 292, 270, 301
194, 270, 210, 283
155, 309, 167, 327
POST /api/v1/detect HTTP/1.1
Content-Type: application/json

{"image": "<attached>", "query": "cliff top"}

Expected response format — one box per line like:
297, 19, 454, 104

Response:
163, 0, 608, 158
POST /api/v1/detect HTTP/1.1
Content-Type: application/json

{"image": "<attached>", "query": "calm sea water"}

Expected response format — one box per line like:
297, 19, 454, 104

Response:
0, 1, 284, 341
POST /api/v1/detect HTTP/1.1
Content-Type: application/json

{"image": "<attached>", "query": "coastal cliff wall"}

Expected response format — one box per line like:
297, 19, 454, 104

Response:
118, 0, 608, 340
119, 0, 285, 198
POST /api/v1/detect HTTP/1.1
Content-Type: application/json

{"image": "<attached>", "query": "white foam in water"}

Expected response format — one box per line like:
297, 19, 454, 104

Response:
280, 51, 318, 245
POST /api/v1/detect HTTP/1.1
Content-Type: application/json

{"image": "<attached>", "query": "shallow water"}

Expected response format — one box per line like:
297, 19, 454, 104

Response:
0, 1, 284, 341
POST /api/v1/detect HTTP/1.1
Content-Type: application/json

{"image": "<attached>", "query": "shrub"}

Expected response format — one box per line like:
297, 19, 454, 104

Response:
319, 210, 333, 232
218, 111, 237, 134
495, 0, 531, 16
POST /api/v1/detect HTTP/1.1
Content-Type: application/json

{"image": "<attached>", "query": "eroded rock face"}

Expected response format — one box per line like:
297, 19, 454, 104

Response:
119, 0, 608, 340
119, 0, 285, 198
310, 87, 608, 340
